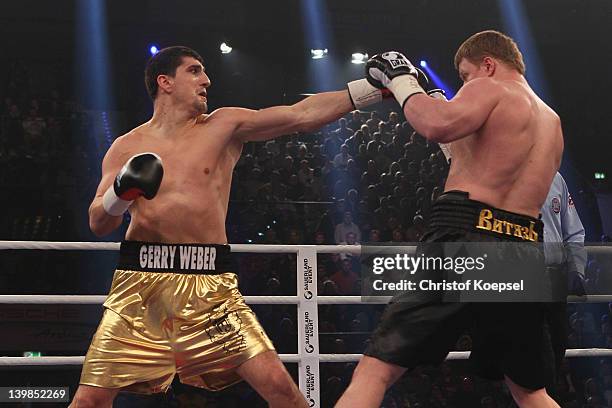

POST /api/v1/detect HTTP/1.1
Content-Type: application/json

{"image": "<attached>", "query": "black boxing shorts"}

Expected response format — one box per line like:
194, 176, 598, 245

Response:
365, 190, 555, 390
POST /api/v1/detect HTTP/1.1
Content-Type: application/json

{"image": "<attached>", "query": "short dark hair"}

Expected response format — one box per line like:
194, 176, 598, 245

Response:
144, 46, 204, 100
454, 30, 525, 75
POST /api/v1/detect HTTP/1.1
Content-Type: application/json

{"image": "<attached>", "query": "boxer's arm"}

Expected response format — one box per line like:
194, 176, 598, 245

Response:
227, 90, 354, 142
89, 138, 130, 237
402, 78, 500, 143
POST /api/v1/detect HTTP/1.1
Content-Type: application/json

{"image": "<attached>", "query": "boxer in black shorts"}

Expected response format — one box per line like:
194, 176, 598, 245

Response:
337, 30, 563, 408
365, 191, 553, 390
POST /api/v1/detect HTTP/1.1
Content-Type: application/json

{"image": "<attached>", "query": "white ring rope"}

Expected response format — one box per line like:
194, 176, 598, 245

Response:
1, 240, 610, 255
2, 294, 612, 304
0, 241, 368, 254
0, 241, 121, 251
3, 349, 612, 367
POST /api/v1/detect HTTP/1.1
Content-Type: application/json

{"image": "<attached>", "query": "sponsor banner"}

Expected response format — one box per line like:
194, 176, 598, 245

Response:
297, 247, 320, 407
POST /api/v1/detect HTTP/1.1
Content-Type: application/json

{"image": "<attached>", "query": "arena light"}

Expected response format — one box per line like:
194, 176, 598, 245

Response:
149, 45, 159, 56
310, 48, 328, 59
220, 42, 232, 54
595, 172, 606, 180
351, 52, 368, 64
420, 60, 427, 68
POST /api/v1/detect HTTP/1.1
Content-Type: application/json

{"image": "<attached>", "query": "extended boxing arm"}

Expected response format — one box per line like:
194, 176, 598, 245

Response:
227, 90, 354, 143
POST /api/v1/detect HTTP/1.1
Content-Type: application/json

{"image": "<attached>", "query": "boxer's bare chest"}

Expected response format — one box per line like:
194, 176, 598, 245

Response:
127, 126, 239, 196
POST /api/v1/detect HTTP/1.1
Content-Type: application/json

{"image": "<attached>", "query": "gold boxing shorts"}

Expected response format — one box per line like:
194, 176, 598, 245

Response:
80, 241, 274, 393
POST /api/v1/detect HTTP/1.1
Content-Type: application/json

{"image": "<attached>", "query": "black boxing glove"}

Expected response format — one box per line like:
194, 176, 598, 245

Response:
102, 152, 164, 216
366, 51, 429, 108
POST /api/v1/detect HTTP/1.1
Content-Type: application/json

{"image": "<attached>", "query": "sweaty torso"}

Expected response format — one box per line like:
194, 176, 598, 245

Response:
114, 114, 242, 244
444, 80, 563, 217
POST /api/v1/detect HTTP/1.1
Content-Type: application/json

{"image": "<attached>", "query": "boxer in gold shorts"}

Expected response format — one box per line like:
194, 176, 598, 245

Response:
80, 242, 274, 393
70, 46, 383, 407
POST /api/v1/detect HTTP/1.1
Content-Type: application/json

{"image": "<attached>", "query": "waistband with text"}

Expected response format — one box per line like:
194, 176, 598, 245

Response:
118, 241, 234, 274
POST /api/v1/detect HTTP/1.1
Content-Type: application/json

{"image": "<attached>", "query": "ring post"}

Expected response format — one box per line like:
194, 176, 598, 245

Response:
297, 246, 320, 407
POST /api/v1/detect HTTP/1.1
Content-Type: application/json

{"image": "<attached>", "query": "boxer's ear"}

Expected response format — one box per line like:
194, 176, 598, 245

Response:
482, 56, 496, 77
157, 74, 174, 95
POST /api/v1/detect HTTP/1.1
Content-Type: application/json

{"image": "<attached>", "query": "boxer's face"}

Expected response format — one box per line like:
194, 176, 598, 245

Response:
172, 57, 211, 113
457, 58, 490, 83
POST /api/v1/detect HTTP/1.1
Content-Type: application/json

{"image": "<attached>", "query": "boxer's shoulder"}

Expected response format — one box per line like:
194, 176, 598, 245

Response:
103, 128, 141, 163
456, 77, 505, 106
205, 107, 254, 123
193, 109, 243, 134
115, 123, 150, 145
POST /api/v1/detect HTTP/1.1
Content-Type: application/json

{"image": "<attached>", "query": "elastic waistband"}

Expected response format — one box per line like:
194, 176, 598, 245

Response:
429, 190, 543, 242
118, 241, 234, 274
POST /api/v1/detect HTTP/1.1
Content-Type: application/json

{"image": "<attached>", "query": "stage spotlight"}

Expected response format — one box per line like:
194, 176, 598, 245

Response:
149, 45, 159, 55
220, 42, 232, 54
351, 52, 368, 64
420, 60, 427, 68
311, 48, 328, 59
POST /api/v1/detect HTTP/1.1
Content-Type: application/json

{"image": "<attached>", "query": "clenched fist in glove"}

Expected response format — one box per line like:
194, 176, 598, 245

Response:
365, 51, 429, 108
102, 152, 164, 216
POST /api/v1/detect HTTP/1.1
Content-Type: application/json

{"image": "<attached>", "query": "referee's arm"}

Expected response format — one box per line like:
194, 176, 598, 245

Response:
559, 176, 587, 278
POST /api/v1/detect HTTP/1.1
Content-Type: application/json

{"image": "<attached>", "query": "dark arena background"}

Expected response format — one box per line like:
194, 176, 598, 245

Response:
0, 0, 611, 407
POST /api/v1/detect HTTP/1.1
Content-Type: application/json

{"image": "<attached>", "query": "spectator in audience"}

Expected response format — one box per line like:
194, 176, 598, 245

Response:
333, 144, 352, 168
279, 155, 295, 180
388, 111, 400, 128
334, 211, 361, 244
314, 230, 328, 245
297, 159, 314, 186
348, 110, 364, 132
360, 123, 371, 141
286, 174, 302, 200
265, 138, 280, 156
391, 228, 404, 242
405, 214, 426, 242
324, 126, 344, 159
368, 228, 381, 243
309, 144, 326, 168
330, 258, 359, 295
333, 117, 354, 140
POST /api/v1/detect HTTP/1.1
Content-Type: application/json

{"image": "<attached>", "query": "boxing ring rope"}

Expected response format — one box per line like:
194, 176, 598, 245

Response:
4, 349, 612, 368
1, 241, 611, 407
2, 294, 612, 304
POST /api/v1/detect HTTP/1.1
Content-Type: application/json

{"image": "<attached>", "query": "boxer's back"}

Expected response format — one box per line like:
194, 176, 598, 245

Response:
445, 79, 563, 217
